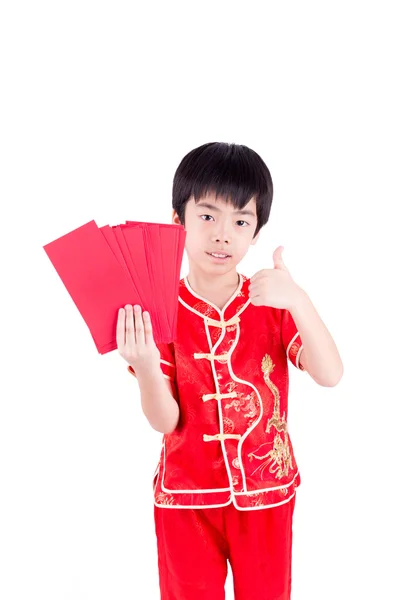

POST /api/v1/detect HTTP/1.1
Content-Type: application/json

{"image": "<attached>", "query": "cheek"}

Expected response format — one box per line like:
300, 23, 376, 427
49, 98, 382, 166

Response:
236, 239, 251, 256
185, 231, 206, 255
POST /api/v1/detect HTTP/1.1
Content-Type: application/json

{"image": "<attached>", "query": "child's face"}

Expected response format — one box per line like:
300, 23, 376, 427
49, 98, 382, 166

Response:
172, 191, 260, 277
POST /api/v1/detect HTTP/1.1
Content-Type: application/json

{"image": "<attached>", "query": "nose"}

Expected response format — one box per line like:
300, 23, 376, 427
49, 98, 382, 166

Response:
213, 229, 232, 244
211, 219, 234, 247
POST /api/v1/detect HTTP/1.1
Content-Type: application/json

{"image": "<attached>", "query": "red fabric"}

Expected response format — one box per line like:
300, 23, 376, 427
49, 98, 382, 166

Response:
134, 273, 305, 510
154, 494, 296, 599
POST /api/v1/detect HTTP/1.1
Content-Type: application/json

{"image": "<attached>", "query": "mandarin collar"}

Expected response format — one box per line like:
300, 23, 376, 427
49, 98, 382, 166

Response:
178, 272, 250, 322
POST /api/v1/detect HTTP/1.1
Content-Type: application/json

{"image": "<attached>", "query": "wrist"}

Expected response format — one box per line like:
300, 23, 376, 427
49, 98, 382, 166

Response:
288, 285, 309, 313
133, 361, 162, 380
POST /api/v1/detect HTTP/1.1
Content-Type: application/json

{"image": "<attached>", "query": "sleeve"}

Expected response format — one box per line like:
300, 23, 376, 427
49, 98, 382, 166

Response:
281, 309, 305, 371
127, 341, 177, 381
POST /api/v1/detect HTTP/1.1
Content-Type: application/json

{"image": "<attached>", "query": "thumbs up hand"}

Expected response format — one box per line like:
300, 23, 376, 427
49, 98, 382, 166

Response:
248, 246, 303, 310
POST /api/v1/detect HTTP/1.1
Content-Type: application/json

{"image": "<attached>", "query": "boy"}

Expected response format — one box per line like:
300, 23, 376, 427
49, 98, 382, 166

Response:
116, 142, 343, 599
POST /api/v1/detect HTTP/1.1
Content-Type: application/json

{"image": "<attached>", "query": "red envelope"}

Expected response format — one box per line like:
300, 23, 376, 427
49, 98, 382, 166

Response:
124, 221, 185, 340
43, 219, 186, 354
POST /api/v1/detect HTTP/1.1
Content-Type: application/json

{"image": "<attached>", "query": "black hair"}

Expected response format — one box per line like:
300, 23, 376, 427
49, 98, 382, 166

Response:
172, 142, 273, 239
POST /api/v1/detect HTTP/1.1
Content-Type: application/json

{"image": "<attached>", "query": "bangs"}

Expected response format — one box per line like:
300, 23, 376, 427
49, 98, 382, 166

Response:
172, 142, 273, 238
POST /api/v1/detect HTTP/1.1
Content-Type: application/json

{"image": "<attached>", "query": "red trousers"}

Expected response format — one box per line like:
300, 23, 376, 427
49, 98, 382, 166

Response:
154, 494, 296, 600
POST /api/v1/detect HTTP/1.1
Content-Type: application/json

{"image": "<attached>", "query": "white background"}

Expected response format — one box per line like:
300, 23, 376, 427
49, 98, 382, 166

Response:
1, 1, 399, 598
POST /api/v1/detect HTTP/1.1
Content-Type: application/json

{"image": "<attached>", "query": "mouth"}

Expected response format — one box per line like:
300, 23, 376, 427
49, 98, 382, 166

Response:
206, 252, 232, 262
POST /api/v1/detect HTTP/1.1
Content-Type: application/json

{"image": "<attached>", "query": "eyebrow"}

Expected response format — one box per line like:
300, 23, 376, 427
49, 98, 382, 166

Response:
195, 202, 256, 218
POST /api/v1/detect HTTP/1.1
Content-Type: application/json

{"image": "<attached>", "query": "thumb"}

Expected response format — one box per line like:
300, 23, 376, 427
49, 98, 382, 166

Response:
273, 246, 287, 270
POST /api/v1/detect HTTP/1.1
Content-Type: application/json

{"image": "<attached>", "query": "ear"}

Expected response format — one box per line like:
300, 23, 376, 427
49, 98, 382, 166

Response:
172, 210, 182, 225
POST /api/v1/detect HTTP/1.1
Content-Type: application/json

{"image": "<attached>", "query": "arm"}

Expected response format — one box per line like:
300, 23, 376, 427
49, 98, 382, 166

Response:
135, 364, 180, 434
117, 304, 180, 433
289, 289, 343, 387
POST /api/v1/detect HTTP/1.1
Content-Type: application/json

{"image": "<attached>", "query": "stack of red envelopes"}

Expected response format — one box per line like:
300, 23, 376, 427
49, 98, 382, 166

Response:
43, 219, 186, 354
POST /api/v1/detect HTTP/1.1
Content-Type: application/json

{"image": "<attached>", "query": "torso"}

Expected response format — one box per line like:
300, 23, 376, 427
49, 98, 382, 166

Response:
152, 272, 304, 510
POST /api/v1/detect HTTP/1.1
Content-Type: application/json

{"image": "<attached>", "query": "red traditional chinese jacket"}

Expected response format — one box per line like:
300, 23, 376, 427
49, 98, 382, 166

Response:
128, 272, 305, 510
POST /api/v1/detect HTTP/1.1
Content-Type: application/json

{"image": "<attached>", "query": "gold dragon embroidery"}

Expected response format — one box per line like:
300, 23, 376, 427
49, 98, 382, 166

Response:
248, 354, 293, 480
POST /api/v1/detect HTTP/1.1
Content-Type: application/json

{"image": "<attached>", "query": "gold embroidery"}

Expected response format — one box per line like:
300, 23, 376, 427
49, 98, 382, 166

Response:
249, 493, 265, 507
222, 417, 235, 433
225, 380, 238, 394
268, 433, 293, 478
232, 475, 240, 487
262, 355, 287, 433
225, 391, 259, 426
225, 397, 242, 411
155, 492, 175, 505
244, 397, 258, 420
247, 353, 294, 480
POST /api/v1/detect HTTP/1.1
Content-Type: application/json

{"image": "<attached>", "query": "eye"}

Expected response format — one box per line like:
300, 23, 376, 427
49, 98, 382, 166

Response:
200, 215, 250, 227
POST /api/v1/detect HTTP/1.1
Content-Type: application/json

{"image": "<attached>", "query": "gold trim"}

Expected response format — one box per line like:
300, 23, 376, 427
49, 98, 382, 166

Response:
203, 433, 242, 442
193, 352, 230, 363
202, 391, 238, 402
204, 315, 241, 328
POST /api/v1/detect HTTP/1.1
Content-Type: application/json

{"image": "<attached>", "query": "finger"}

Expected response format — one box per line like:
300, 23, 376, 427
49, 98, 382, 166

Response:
124, 304, 135, 348
249, 281, 260, 293
142, 310, 155, 345
116, 308, 126, 350
250, 269, 268, 283
134, 305, 145, 346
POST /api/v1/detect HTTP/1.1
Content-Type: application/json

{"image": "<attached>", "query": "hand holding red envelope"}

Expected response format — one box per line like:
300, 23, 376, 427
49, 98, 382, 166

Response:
43, 220, 186, 354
